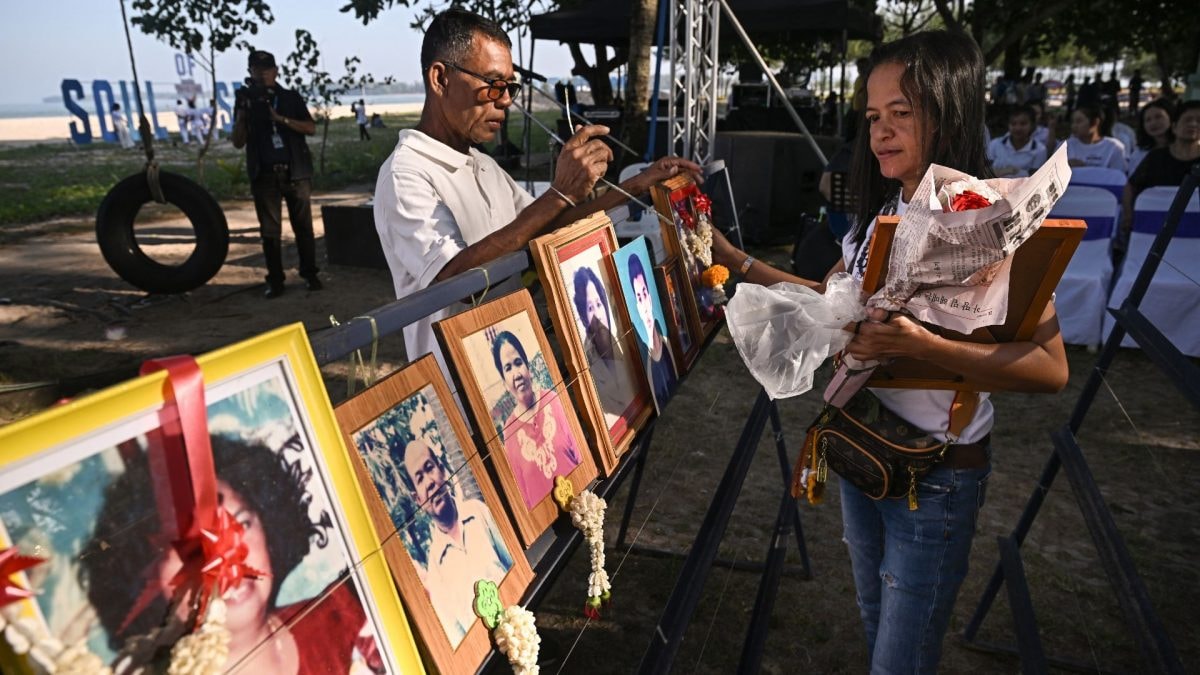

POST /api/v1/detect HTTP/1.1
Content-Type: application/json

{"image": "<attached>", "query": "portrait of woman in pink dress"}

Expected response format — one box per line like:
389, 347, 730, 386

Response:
491, 330, 582, 510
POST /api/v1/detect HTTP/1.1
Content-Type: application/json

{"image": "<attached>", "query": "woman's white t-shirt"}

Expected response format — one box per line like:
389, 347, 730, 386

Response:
841, 196, 995, 443
1062, 136, 1126, 171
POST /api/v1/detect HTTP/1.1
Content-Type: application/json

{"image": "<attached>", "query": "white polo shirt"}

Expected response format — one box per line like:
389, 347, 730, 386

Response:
374, 129, 535, 374
987, 134, 1047, 177
1062, 136, 1126, 171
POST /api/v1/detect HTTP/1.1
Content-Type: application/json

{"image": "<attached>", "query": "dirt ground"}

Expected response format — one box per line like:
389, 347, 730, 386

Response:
1, 192, 1197, 673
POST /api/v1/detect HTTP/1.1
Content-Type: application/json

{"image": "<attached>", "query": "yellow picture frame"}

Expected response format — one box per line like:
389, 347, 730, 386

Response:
0, 323, 423, 674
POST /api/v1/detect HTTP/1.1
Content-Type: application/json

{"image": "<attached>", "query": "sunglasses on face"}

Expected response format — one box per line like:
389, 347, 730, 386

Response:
442, 62, 522, 101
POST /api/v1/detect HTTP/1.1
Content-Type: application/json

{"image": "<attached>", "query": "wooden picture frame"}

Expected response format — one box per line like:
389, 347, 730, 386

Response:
655, 257, 701, 375
651, 175, 720, 337
0, 324, 423, 675
434, 289, 599, 546
335, 355, 533, 675
614, 236, 680, 413
861, 216, 1086, 390
530, 213, 654, 475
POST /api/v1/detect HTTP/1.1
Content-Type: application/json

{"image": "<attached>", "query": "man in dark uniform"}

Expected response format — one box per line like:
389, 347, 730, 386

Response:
231, 50, 322, 298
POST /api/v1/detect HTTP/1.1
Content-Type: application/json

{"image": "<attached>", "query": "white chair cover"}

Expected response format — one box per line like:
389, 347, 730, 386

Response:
1104, 186, 1200, 356
1049, 186, 1118, 347
1070, 166, 1127, 202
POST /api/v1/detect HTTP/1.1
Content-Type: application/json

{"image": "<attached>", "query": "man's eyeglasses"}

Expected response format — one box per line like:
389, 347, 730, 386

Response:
443, 62, 522, 101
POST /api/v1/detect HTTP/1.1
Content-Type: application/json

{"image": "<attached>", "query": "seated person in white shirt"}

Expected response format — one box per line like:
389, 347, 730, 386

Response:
1028, 101, 1052, 148
987, 104, 1047, 177
374, 8, 700, 372
1060, 103, 1126, 170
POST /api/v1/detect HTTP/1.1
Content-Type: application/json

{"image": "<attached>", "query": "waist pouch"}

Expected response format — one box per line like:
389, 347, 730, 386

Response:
792, 388, 976, 510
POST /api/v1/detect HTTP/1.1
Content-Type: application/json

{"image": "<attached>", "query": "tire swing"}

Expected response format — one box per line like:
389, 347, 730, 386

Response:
98, 0, 229, 295
96, 168, 229, 295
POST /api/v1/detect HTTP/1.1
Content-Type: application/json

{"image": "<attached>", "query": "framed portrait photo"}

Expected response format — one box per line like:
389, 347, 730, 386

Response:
0, 324, 422, 675
434, 289, 599, 547
651, 175, 720, 337
655, 256, 701, 375
860, 215, 1084, 391
335, 355, 533, 675
614, 236, 680, 413
530, 213, 654, 475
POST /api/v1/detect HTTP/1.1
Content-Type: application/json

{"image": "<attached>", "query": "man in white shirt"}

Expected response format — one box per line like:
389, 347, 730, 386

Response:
404, 440, 512, 646
374, 8, 700, 373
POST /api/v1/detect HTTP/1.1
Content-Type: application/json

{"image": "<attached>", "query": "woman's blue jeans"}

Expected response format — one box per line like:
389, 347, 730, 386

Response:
840, 460, 991, 674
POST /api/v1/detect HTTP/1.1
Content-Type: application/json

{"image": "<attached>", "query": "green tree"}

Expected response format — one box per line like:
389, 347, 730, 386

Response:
129, 0, 275, 179
276, 29, 393, 173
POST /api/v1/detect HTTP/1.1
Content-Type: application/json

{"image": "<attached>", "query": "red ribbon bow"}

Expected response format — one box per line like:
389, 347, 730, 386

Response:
693, 193, 712, 216
120, 356, 267, 632
166, 506, 270, 622
0, 547, 45, 609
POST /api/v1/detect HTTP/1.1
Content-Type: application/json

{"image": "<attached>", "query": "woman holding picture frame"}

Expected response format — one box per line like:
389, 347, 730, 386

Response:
709, 30, 1068, 674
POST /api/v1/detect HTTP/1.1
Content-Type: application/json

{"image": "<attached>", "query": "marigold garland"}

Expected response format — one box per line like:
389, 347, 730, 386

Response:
700, 264, 729, 289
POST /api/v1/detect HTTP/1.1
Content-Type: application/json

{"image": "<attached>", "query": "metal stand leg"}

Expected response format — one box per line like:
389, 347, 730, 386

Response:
738, 486, 796, 672
638, 390, 771, 674
769, 402, 811, 578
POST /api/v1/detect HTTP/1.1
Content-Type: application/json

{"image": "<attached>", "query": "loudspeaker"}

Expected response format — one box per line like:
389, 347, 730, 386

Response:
712, 131, 840, 244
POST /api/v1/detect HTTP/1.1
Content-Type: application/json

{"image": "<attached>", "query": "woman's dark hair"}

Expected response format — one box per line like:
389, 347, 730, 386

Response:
1074, 103, 1104, 131
847, 30, 991, 245
1136, 99, 1176, 149
78, 434, 330, 650
420, 8, 511, 74
491, 330, 528, 376
1175, 101, 1200, 122
572, 266, 610, 330
1009, 104, 1037, 126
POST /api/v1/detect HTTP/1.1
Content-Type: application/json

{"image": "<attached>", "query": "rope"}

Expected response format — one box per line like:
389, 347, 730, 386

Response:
118, 0, 166, 204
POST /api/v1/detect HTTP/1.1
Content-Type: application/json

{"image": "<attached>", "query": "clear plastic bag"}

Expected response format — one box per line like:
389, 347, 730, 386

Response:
725, 273, 866, 399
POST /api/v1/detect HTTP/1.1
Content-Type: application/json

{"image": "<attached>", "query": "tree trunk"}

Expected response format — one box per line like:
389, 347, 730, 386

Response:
320, 116, 329, 174
568, 43, 626, 107
590, 45, 615, 105
623, 0, 658, 164
195, 44, 218, 183
1003, 39, 1023, 81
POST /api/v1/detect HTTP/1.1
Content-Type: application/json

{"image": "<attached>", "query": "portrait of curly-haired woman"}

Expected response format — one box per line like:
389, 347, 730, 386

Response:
0, 372, 389, 674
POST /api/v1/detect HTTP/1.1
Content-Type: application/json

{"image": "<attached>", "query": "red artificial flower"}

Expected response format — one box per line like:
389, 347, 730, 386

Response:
673, 201, 696, 229
949, 191, 993, 212
693, 193, 713, 216
0, 547, 45, 608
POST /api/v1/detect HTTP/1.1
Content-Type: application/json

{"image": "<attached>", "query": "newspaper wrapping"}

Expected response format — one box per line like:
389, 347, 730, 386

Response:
725, 145, 1071, 401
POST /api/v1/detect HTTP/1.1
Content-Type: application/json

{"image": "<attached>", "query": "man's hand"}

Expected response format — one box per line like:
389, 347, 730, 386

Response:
630, 156, 704, 193
709, 226, 745, 269
552, 125, 613, 203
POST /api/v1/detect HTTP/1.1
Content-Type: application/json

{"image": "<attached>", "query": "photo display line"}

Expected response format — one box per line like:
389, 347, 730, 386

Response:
1151, 254, 1200, 291
1094, 367, 1170, 480
691, 547, 742, 673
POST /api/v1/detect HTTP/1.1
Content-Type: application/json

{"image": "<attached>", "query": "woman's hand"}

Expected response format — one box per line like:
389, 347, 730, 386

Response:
844, 309, 936, 362
710, 227, 745, 270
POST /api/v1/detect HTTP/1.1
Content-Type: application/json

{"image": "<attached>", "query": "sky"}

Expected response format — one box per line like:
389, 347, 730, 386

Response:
0, 0, 575, 105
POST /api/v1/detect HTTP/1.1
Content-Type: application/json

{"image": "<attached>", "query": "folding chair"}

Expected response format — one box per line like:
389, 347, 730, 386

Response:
1049, 186, 1119, 348
1103, 185, 1200, 356
1070, 166, 1127, 202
